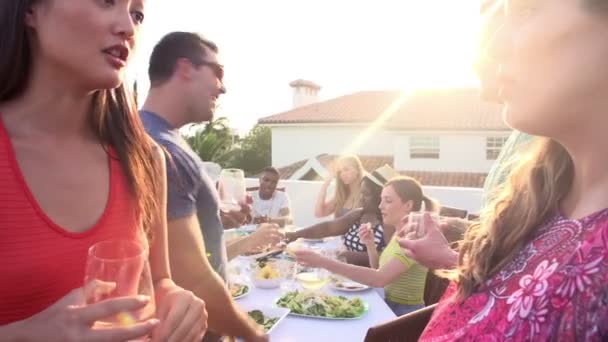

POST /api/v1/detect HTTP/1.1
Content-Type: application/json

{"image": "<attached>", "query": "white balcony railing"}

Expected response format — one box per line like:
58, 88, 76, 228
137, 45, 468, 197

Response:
245, 179, 482, 227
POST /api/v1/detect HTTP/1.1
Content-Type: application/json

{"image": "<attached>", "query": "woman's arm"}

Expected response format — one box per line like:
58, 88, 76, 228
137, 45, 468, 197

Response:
339, 250, 371, 267
314, 178, 337, 218
359, 223, 380, 269
286, 209, 362, 242
366, 244, 380, 269
297, 251, 408, 288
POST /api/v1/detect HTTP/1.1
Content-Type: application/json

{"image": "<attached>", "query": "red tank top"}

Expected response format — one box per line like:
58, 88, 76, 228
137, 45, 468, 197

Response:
0, 116, 141, 324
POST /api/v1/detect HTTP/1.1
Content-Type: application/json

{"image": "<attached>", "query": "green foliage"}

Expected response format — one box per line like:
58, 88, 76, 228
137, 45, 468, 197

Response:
184, 118, 271, 175
185, 117, 235, 166
227, 125, 272, 176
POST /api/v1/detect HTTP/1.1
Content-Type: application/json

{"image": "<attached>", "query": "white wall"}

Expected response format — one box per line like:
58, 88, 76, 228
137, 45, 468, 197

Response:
246, 178, 483, 227
393, 132, 509, 173
271, 126, 394, 167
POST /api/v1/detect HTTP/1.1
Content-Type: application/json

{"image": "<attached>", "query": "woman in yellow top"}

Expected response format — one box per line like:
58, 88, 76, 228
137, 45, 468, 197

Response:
297, 176, 437, 316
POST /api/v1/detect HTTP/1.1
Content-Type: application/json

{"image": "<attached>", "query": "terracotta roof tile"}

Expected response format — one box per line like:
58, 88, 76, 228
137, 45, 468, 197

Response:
275, 155, 487, 188
259, 88, 506, 131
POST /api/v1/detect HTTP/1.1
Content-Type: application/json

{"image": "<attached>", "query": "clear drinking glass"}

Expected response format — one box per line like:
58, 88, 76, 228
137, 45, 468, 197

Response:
218, 169, 246, 212
277, 258, 298, 292
407, 212, 440, 238
83, 239, 155, 338
295, 247, 330, 291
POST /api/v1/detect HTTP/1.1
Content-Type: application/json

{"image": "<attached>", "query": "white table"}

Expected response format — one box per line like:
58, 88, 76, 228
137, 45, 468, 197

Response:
229, 236, 396, 341
235, 285, 396, 342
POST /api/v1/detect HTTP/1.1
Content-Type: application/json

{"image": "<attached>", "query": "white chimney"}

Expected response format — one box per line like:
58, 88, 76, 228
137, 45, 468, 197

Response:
289, 79, 321, 108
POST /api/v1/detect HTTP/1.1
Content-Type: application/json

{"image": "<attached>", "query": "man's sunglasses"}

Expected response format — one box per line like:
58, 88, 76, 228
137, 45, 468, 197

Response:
196, 60, 224, 82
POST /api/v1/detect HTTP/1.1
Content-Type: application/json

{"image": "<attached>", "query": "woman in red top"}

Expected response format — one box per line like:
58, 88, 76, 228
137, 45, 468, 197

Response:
0, 1, 207, 341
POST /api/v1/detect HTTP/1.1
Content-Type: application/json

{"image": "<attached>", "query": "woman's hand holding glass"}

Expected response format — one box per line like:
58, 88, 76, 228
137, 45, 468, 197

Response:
358, 222, 376, 248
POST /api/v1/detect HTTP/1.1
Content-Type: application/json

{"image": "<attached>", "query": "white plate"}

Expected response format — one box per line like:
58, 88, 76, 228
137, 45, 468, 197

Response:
275, 295, 369, 320
238, 305, 290, 335
239, 224, 258, 233
330, 280, 370, 292
278, 301, 369, 320
230, 283, 250, 300
243, 247, 284, 260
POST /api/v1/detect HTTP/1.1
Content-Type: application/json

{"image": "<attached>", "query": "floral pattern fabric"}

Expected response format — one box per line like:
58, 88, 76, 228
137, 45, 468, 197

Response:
420, 209, 608, 341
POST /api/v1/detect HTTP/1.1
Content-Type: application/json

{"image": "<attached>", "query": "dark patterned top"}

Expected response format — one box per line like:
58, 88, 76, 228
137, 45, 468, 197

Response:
421, 208, 608, 341
343, 218, 386, 252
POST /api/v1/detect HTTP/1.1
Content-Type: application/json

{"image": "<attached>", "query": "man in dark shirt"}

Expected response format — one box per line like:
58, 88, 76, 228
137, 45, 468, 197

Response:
141, 32, 266, 341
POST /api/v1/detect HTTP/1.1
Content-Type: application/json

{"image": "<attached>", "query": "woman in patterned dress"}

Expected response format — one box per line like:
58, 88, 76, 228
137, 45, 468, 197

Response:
415, 0, 608, 340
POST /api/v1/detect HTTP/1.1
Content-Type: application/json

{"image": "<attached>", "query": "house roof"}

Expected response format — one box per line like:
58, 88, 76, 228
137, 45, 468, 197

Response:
275, 154, 487, 188
259, 88, 507, 131
289, 79, 322, 90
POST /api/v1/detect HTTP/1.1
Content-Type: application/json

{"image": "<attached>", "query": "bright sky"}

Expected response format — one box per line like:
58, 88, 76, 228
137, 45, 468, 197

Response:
133, 0, 482, 134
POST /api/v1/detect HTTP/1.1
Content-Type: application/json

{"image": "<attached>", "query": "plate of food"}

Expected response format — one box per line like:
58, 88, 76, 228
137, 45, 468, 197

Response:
247, 308, 289, 333
251, 261, 282, 289
275, 291, 368, 320
329, 276, 370, 292
236, 305, 289, 336
239, 224, 258, 233
243, 244, 285, 260
229, 283, 250, 299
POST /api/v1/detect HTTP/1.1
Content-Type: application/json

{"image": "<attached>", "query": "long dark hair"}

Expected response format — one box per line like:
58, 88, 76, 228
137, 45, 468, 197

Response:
0, 1, 159, 234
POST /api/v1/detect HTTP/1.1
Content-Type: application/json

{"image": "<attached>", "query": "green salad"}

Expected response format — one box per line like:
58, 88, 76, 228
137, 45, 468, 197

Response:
248, 310, 279, 332
230, 283, 249, 298
276, 291, 366, 318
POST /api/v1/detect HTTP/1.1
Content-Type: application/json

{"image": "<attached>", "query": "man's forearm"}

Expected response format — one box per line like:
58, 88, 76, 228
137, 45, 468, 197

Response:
226, 237, 251, 260
187, 269, 259, 338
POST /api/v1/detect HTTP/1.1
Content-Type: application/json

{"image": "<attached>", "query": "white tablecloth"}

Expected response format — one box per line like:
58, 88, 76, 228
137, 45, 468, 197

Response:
235, 285, 396, 342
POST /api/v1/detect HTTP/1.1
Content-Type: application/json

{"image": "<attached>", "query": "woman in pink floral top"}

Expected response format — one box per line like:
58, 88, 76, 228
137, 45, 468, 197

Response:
421, 210, 608, 340
409, 0, 608, 340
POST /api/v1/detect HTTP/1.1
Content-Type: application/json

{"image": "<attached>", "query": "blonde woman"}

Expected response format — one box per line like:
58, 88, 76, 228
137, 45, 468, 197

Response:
315, 155, 365, 218
414, 0, 608, 340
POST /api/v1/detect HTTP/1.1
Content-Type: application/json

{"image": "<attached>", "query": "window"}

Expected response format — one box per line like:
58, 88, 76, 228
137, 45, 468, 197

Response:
410, 136, 440, 159
486, 136, 509, 160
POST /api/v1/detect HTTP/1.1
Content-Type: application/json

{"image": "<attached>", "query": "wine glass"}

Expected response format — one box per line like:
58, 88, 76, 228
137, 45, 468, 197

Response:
407, 212, 440, 238
295, 247, 330, 291
277, 258, 298, 293
83, 239, 155, 339
227, 257, 251, 286
218, 169, 246, 213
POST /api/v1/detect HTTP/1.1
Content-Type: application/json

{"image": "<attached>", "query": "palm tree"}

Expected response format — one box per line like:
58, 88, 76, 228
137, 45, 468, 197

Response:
185, 117, 237, 165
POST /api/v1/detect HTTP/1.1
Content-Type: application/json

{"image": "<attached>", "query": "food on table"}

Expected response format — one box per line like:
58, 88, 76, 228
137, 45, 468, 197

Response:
243, 244, 283, 257
229, 283, 249, 298
248, 310, 280, 332
285, 240, 306, 256
276, 291, 366, 318
330, 275, 368, 291
257, 263, 280, 280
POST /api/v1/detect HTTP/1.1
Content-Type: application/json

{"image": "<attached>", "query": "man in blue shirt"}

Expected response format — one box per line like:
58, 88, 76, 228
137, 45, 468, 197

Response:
141, 32, 266, 341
